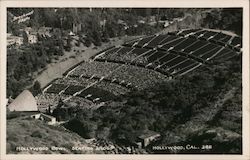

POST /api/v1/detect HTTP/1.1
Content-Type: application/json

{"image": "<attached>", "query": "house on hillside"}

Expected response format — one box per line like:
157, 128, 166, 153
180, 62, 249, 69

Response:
21, 27, 38, 44
7, 33, 24, 46
27, 34, 38, 44
100, 19, 107, 28
51, 28, 62, 37
117, 19, 129, 30
136, 130, 160, 148
30, 113, 56, 125
31, 113, 56, 125
38, 27, 52, 38
72, 23, 82, 33
158, 20, 170, 28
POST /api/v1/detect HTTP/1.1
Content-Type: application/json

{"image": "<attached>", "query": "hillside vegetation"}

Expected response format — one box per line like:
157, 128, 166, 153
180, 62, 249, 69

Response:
54, 55, 241, 153
7, 116, 97, 154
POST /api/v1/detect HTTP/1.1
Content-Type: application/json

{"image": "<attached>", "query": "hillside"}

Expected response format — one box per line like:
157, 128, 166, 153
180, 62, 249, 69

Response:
7, 116, 99, 154
38, 28, 242, 154
60, 57, 241, 153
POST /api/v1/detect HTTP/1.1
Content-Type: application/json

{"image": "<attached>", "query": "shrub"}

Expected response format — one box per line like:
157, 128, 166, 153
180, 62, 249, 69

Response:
31, 130, 44, 138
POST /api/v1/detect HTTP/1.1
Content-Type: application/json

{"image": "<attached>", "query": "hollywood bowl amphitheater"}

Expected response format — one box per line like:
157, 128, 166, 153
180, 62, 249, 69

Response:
36, 28, 242, 111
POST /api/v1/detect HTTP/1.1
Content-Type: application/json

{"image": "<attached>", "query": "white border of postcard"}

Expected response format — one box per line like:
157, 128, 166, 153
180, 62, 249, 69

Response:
0, 0, 249, 160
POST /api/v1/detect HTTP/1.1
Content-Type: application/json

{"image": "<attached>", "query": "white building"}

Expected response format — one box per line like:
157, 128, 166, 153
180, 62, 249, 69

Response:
22, 27, 38, 44
137, 130, 160, 147
7, 33, 24, 46
27, 34, 38, 44
31, 113, 57, 125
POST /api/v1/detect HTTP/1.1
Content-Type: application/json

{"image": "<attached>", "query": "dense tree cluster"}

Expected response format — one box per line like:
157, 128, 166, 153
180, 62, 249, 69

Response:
7, 35, 64, 98
201, 8, 242, 35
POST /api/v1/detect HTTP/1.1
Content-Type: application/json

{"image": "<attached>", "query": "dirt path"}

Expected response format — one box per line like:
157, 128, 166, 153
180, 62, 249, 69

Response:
34, 36, 140, 88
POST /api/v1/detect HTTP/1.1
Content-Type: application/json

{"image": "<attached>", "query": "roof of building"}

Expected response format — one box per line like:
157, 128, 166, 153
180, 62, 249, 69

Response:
38, 27, 52, 34
40, 113, 56, 119
8, 90, 38, 112
7, 35, 23, 40
138, 130, 160, 139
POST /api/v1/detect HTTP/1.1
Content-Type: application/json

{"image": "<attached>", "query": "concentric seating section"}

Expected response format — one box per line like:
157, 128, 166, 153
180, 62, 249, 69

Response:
64, 85, 85, 95
173, 62, 201, 76
157, 53, 178, 64
97, 46, 150, 65
178, 29, 200, 36
147, 51, 169, 63
106, 63, 168, 90
160, 38, 186, 50
105, 47, 134, 59
230, 36, 242, 47
44, 76, 130, 103
161, 56, 187, 70
93, 80, 130, 95
191, 43, 219, 57
97, 47, 120, 59
78, 87, 117, 102
200, 47, 222, 60
123, 37, 144, 47
145, 34, 169, 48
168, 59, 197, 73
192, 30, 206, 37
173, 38, 198, 51
158, 35, 179, 45
134, 35, 156, 47
218, 35, 232, 44
69, 61, 120, 78
183, 40, 208, 53
209, 32, 227, 41
54, 77, 94, 86
199, 30, 218, 40
46, 84, 68, 94
212, 48, 237, 61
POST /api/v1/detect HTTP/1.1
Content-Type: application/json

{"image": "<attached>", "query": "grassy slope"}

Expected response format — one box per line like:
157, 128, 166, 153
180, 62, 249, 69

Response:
7, 116, 98, 154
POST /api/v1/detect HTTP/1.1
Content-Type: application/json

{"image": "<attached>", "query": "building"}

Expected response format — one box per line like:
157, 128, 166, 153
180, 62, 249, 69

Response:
137, 130, 160, 148
51, 28, 62, 38
117, 19, 129, 30
38, 27, 52, 37
30, 113, 41, 119
72, 23, 82, 33
27, 34, 38, 44
158, 20, 170, 28
22, 27, 38, 44
31, 113, 56, 125
7, 33, 24, 46
8, 90, 38, 112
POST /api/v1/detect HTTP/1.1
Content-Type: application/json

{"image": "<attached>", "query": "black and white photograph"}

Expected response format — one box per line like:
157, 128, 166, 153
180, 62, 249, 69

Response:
0, 0, 249, 159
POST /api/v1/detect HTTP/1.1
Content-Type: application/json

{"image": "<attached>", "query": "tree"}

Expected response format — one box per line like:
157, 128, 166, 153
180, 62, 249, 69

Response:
65, 36, 72, 52
31, 81, 42, 96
